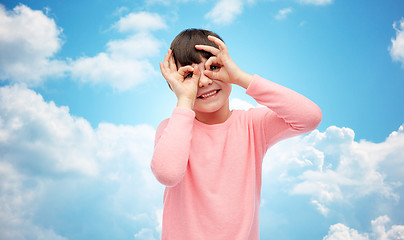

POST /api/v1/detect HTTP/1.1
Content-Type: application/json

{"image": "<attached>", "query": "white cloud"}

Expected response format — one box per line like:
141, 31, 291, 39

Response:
389, 18, 404, 68
298, 0, 333, 5
323, 215, 404, 240
323, 223, 369, 240
0, 158, 68, 240
107, 32, 162, 60
230, 97, 266, 110
113, 12, 167, 33
372, 216, 404, 240
0, 4, 67, 85
205, 0, 244, 25
0, 85, 163, 239
230, 98, 255, 110
0, 4, 165, 91
311, 199, 329, 216
275, 8, 293, 21
0, 85, 99, 177
263, 123, 404, 216
69, 15, 165, 91
70, 51, 157, 91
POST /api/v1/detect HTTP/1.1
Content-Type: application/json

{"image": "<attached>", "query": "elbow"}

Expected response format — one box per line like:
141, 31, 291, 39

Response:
293, 104, 322, 133
306, 104, 323, 131
314, 105, 323, 127
152, 170, 185, 187
150, 161, 185, 187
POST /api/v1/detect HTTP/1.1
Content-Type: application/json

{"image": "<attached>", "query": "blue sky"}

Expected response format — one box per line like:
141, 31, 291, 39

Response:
0, 0, 403, 239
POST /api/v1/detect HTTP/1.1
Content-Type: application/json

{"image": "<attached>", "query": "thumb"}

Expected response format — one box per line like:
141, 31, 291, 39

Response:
203, 69, 220, 80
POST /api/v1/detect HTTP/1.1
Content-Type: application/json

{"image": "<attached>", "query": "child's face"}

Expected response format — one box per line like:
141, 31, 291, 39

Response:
191, 58, 232, 114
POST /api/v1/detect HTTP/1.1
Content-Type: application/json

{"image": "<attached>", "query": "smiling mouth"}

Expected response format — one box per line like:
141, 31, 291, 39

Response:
197, 90, 220, 99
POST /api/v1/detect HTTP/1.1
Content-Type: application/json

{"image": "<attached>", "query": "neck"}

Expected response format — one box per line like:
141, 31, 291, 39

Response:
195, 101, 232, 125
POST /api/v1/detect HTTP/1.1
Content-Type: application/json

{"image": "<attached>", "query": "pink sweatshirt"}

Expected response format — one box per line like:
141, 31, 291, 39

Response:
151, 75, 322, 240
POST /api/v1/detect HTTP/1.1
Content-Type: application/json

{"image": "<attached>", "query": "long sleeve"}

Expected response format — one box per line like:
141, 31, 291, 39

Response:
150, 107, 195, 187
246, 75, 322, 147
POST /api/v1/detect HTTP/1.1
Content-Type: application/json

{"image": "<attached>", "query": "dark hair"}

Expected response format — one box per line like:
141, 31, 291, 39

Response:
170, 28, 224, 67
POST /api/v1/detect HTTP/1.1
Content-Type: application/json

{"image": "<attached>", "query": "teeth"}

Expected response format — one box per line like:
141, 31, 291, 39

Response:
201, 90, 217, 98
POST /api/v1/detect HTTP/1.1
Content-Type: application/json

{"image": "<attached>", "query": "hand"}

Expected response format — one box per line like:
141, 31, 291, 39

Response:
195, 36, 252, 88
160, 49, 200, 109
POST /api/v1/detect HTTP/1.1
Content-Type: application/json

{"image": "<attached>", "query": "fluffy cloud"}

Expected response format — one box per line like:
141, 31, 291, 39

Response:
263, 124, 403, 217
113, 12, 167, 33
389, 18, 404, 68
69, 32, 160, 91
205, 0, 244, 25
0, 161, 69, 240
0, 85, 99, 177
69, 12, 166, 91
0, 85, 162, 239
0, 4, 165, 91
323, 215, 404, 240
0, 4, 67, 85
323, 223, 369, 240
275, 7, 293, 21
298, 0, 333, 5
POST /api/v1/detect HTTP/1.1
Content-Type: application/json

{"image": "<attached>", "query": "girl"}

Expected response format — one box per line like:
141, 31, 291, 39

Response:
151, 29, 322, 240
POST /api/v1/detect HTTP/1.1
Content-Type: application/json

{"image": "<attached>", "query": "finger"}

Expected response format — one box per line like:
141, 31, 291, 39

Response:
160, 62, 176, 86
178, 65, 194, 77
203, 69, 217, 80
160, 62, 168, 78
163, 51, 170, 70
195, 44, 220, 56
207, 35, 227, 51
204, 56, 218, 70
168, 49, 177, 71
191, 65, 201, 82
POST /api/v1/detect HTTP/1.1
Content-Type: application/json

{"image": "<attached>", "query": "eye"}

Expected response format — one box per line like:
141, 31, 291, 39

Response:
210, 65, 220, 71
185, 72, 193, 79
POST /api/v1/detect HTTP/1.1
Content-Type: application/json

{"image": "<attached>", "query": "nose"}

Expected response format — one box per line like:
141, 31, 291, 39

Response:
198, 72, 213, 88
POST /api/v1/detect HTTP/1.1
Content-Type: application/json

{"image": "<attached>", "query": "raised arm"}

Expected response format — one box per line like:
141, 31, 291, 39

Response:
196, 35, 322, 146
151, 50, 200, 187
247, 75, 322, 146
